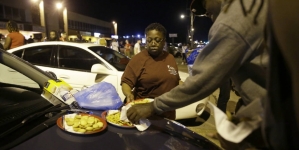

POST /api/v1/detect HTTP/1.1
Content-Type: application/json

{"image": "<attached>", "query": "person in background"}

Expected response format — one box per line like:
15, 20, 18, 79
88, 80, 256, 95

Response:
0, 34, 4, 49
181, 43, 187, 64
127, 0, 268, 149
119, 40, 124, 53
217, 79, 231, 113
27, 35, 34, 43
3, 20, 25, 50
48, 30, 59, 41
124, 39, 131, 57
163, 41, 168, 52
111, 38, 119, 51
98, 35, 107, 46
121, 23, 183, 120
76, 31, 83, 42
59, 32, 68, 41
0, 35, 3, 49
134, 39, 141, 55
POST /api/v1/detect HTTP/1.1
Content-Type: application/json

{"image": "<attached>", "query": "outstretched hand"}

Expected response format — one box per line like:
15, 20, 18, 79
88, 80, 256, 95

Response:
126, 103, 155, 124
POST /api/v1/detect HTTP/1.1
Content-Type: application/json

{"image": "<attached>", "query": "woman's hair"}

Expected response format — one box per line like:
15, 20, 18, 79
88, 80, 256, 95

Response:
145, 23, 167, 38
6, 20, 19, 32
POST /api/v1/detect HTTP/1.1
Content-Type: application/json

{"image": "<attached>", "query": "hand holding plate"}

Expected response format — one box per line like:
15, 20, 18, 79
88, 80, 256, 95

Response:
126, 102, 155, 124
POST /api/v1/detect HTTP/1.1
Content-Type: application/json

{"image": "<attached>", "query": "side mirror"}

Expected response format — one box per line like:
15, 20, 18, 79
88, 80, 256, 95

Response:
45, 71, 57, 79
91, 64, 112, 75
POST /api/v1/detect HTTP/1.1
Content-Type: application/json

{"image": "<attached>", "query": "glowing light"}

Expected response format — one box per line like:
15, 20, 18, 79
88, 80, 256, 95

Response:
56, 2, 62, 9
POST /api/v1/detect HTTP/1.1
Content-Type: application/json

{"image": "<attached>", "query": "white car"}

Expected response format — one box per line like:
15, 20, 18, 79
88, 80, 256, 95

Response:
8, 42, 206, 120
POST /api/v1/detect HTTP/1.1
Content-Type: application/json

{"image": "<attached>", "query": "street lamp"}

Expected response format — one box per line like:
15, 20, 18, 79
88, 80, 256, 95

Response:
112, 21, 117, 35
180, 11, 206, 48
190, 8, 207, 48
56, 2, 62, 9
56, 2, 68, 35
30, 0, 46, 38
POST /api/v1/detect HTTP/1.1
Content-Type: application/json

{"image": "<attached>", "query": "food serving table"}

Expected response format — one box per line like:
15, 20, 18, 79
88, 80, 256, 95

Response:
13, 110, 221, 150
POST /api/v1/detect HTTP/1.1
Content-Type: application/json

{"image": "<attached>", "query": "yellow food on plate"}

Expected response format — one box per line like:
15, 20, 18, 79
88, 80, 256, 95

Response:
129, 99, 151, 106
64, 114, 103, 133
106, 112, 133, 126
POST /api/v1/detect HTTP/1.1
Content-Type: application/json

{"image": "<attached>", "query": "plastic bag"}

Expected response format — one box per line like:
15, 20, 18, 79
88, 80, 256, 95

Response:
73, 82, 123, 110
186, 47, 204, 76
186, 47, 203, 65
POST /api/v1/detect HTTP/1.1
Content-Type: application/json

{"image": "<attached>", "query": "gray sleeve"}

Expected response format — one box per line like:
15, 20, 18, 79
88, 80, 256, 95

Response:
153, 24, 253, 114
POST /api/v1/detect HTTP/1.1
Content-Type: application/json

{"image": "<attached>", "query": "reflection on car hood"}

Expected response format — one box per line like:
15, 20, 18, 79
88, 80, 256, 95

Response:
150, 119, 221, 150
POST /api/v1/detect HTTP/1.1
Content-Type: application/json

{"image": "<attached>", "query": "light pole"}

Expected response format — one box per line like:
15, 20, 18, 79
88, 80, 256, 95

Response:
31, 0, 46, 38
190, 9, 206, 48
181, 11, 206, 48
112, 21, 117, 35
56, 2, 68, 35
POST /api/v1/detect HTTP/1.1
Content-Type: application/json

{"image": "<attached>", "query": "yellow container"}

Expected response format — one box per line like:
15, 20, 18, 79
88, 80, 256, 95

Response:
42, 79, 73, 104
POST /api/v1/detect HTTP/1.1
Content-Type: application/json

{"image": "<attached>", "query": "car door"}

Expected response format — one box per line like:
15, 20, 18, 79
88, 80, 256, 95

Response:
11, 45, 91, 89
51, 45, 118, 91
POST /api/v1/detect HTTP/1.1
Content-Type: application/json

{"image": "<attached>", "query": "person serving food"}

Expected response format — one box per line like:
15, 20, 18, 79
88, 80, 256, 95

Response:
121, 23, 183, 120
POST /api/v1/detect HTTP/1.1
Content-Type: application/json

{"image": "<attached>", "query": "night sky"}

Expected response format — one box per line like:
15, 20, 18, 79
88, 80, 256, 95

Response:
66, 0, 213, 43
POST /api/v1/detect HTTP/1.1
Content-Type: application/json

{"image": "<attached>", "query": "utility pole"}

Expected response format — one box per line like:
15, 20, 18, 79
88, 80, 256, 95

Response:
190, 9, 194, 48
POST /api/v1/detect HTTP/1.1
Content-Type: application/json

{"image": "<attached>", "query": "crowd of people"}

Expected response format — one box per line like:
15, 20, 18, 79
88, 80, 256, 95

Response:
0, 21, 73, 50
123, 0, 298, 149
0, 20, 143, 59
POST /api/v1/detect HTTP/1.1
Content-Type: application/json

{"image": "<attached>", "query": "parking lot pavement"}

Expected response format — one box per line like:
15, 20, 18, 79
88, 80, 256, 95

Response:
175, 57, 240, 148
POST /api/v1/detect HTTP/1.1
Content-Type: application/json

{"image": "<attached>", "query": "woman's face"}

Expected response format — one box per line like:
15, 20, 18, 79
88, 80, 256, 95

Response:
146, 29, 165, 57
50, 32, 56, 39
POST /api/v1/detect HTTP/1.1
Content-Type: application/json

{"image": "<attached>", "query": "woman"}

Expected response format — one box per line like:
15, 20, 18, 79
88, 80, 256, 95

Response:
59, 32, 68, 41
124, 39, 131, 57
4, 20, 25, 50
48, 30, 59, 41
121, 23, 182, 120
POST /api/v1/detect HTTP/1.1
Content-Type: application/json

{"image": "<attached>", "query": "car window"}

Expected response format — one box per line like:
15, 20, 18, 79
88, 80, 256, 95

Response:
22, 46, 53, 66
58, 46, 102, 71
89, 46, 130, 71
12, 49, 24, 58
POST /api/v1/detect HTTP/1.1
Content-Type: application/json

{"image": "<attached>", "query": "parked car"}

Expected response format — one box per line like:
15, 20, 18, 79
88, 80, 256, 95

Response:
7, 42, 206, 120
0, 49, 221, 150
167, 43, 182, 58
8, 42, 130, 100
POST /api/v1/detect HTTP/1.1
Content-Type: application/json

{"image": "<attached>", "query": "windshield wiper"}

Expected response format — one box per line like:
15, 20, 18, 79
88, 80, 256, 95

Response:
0, 104, 70, 138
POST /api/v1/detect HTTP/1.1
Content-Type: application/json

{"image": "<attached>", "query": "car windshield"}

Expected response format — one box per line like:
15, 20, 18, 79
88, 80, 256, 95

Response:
88, 46, 130, 71
0, 50, 66, 147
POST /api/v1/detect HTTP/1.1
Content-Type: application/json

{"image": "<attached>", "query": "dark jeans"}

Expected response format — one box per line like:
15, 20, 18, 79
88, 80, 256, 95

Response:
217, 80, 231, 112
182, 53, 187, 62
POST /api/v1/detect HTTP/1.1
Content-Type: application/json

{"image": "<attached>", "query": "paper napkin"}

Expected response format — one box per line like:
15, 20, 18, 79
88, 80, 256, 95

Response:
120, 104, 151, 131
207, 100, 262, 143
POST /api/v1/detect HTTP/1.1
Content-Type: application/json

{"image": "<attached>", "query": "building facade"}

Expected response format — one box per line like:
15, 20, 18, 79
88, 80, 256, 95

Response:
0, 0, 114, 42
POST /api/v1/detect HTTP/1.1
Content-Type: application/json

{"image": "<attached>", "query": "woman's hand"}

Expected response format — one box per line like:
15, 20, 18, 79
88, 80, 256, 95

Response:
125, 93, 135, 103
122, 83, 134, 103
